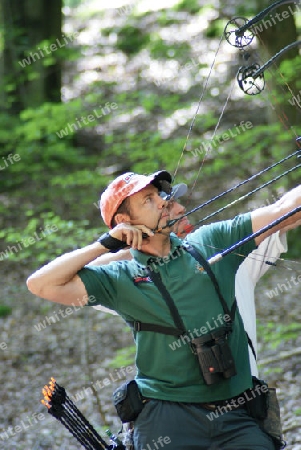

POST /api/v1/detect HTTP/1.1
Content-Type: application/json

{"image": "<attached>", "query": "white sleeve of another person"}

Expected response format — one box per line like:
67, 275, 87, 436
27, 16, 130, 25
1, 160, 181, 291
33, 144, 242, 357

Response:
235, 231, 288, 377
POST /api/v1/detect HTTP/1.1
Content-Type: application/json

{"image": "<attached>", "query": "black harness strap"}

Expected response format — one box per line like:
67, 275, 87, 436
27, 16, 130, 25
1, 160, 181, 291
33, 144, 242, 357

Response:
127, 243, 257, 360
246, 329, 257, 360
183, 244, 236, 322
146, 270, 186, 334
127, 269, 186, 337
126, 320, 182, 336
127, 244, 234, 337
184, 244, 256, 359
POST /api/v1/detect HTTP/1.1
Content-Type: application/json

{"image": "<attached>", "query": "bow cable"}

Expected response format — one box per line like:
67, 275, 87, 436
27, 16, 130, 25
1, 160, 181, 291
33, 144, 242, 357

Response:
175, 0, 300, 209
173, 38, 241, 197
234, 0, 301, 38
189, 76, 238, 195
196, 162, 301, 226
156, 146, 301, 232
184, 238, 301, 271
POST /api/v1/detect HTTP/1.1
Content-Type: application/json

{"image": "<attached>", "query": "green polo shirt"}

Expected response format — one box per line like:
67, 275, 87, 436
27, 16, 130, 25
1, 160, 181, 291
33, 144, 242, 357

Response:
78, 213, 256, 403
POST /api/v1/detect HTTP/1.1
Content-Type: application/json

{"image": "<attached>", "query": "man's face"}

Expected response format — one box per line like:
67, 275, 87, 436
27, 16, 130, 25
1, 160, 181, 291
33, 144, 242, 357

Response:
127, 184, 170, 231
124, 184, 192, 237
168, 198, 193, 238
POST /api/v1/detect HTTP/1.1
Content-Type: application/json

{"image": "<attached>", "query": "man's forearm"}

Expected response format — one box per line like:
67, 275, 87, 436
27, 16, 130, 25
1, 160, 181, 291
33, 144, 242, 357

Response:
89, 248, 132, 266
27, 242, 109, 300
252, 185, 301, 245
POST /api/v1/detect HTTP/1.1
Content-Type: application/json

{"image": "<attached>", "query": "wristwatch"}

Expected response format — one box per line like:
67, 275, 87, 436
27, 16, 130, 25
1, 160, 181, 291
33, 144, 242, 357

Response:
97, 232, 127, 253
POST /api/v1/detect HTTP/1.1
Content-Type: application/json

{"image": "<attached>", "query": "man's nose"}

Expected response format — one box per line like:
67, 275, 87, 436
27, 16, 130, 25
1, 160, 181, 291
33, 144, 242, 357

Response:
157, 194, 167, 209
171, 202, 185, 215
177, 204, 186, 215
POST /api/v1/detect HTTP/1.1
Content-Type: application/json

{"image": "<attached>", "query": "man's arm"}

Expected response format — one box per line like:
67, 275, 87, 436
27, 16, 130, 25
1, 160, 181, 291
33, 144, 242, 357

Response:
26, 223, 152, 305
89, 248, 132, 266
26, 242, 109, 306
89, 248, 132, 314
251, 185, 301, 245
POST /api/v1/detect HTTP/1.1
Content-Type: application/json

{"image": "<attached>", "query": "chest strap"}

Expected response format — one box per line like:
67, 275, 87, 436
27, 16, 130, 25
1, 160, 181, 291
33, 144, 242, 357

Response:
126, 320, 182, 336
127, 244, 235, 337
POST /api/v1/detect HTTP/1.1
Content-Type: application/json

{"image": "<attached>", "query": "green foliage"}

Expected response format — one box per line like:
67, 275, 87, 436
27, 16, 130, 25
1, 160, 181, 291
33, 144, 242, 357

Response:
63, 0, 82, 7
116, 25, 151, 55
156, 10, 181, 26
108, 344, 136, 368
0, 305, 12, 317
279, 56, 301, 88
149, 36, 191, 60
1, 0, 301, 272
172, 0, 201, 15
205, 19, 226, 38
257, 321, 301, 350
0, 211, 100, 264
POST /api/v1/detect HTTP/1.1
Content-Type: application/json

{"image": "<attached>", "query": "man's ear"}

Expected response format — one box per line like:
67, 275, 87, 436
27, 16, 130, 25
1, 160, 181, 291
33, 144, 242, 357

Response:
114, 213, 130, 225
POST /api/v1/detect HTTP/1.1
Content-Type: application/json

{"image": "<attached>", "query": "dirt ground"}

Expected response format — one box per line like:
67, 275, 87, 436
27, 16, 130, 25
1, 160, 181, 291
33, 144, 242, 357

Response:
0, 262, 301, 449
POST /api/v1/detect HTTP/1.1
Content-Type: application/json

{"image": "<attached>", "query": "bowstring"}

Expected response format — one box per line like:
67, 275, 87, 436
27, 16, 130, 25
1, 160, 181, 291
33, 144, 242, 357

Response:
189, 75, 238, 194
173, 33, 224, 180
173, 33, 225, 184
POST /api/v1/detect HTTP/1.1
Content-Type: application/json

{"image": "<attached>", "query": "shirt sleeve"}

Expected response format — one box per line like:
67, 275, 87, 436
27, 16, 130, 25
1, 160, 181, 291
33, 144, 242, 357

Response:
237, 231, 287, 284
187, 212, 256, 270
77, 263, 121, 309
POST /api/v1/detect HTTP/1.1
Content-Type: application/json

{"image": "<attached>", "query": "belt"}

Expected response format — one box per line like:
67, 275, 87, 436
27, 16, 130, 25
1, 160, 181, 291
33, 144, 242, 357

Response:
199, 398, 247, 411
142, 397, 246, 411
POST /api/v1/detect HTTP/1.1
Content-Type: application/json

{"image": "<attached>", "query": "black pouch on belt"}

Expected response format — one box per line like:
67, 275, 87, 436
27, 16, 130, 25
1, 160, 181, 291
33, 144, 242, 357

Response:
245, 376, 269, 420
113, 380, 145, 423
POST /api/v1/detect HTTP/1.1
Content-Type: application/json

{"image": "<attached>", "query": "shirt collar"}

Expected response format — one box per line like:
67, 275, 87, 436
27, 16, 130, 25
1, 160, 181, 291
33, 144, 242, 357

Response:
130, 233, 184, 267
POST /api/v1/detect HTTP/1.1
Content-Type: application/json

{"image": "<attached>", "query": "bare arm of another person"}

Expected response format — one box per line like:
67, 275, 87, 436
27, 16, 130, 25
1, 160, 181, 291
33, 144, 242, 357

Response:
251, 185, 301, 246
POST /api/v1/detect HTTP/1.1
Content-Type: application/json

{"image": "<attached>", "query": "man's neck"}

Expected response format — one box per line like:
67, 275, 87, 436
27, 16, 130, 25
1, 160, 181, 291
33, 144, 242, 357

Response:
140, 232, 171, 257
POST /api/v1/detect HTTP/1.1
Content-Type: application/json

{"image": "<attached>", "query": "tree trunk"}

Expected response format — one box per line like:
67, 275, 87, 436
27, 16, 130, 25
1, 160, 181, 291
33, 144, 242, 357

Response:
255, 1, 299, 127
1, 0, 62, 113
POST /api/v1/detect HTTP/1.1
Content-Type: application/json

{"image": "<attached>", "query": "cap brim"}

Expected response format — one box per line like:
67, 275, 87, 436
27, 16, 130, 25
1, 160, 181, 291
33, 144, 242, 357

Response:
160, 183, 188, 200
171, 183, 188, 199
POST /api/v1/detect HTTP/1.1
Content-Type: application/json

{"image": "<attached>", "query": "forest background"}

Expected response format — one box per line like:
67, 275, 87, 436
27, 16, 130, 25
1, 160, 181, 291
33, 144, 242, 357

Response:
1, 0, 301, 448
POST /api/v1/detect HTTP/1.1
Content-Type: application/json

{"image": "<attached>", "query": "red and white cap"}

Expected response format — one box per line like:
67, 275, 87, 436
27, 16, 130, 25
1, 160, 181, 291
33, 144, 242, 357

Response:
100, 171, 172, 228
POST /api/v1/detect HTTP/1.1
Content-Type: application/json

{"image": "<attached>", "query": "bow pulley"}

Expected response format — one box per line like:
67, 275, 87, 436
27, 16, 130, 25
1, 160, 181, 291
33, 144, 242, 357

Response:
237, 63, 265, 95
224, 17, 254, 48
223, 0, 301, 95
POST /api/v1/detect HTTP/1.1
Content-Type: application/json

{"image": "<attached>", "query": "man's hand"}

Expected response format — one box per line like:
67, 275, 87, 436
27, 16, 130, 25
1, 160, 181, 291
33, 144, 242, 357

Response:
109, 223, 154, 250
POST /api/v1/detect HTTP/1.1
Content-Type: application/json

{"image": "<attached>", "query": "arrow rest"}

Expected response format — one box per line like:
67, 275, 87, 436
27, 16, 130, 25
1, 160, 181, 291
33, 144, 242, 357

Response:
237, 64, 265, 95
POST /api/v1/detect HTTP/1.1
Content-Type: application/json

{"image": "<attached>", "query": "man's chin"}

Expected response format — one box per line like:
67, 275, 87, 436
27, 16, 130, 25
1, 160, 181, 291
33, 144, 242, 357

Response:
157, 217, 170, 231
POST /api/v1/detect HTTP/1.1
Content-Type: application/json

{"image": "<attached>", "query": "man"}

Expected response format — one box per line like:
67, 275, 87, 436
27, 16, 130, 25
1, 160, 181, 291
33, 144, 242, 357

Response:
89, 182, 193, 315
27, 170, 301, 449
90, 184, 288, 378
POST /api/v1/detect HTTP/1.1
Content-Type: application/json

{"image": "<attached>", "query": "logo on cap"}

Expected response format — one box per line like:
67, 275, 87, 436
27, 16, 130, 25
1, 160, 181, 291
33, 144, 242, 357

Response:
123, 173, 135, 184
